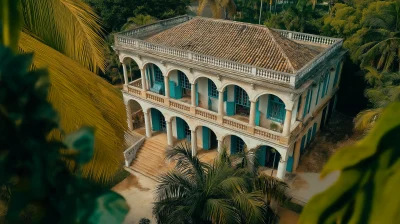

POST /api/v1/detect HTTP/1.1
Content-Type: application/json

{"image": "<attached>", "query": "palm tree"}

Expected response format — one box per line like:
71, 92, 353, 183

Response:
154, 144, 278, 224
17, 0, 130, 183
121, 14, 157, 31
197, 0, 237, 19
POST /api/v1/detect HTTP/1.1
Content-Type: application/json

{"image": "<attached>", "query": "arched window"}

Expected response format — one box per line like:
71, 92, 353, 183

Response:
267, 95, 286, 123
208, 79, 218, 98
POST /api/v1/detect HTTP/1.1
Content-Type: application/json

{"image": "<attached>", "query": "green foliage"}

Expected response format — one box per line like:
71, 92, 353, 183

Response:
153, 144, 290, 224
300, 102, 400, 223
84, 0, 190, 32
0, 0, 21, 51
0, 45, 128, 222
121, 14, 157, 31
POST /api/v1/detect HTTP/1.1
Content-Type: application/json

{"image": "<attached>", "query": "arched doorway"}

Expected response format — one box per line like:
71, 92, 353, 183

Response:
122, 57, 140, 85
223, 134, 246, 154
254, 93, 286, 132
145, 63, 165, 95
194, 77, 219, 112
150, 108, 166, 133
171, 116, 191, 142
222, 84, 250, 123
128, 99, 144, 130
168, 70, 192, 104
196, 126, 218, 150
256, 146, 281, 170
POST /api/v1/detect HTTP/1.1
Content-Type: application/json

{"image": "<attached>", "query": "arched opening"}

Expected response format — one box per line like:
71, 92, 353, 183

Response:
195, 125, 219, 163
128, 99, 144, 130
171, 116, 191, 143
194, 77, 218, 112
223, 85, 250, 123
145, 63, 165, 95
168, 70, 192, 104
150, 108, 166, 133
119, 57, 140, 85
254, 93, 287, 133
256, 146, 281, 170
222, 134, 246, 155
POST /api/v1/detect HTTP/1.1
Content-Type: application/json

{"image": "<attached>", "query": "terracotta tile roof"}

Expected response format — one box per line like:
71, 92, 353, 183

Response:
145, 17, 323, 73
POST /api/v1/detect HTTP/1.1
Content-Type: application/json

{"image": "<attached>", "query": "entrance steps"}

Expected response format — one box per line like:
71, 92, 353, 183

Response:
129, 134, 174, 180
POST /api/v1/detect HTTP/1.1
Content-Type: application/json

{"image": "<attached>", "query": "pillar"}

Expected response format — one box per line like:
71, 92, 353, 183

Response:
191, 130, 197, 156
140, 68, 147, 90
218, 90, 224, 116
293, 139, 301, 172
122, 63, 129, 85
126, 103, 133, 131
282, 110, 293, 136
166, 120, 173, 147
191, 83, 196, 107
277, 157, 287, 180
143, 111, 152, 138
164, 76, 170, 98
249, 100, 256, 127
217, 140, 222, 153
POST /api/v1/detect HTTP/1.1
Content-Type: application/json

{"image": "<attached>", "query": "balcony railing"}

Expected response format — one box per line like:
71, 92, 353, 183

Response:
126, 83, 294, 146
130, 79, 142, 89
115, 16, 343, 88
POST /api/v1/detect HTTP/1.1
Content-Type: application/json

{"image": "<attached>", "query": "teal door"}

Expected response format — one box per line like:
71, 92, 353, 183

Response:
151, 108, 161, 131
195, 83, 199, 106
286, 156, 294, 172
230, 135, 238, 154
176, 117, 186, 139
300, 135, 306, 154
257, 146, 267, 166
169, 80, 176, 98
312, 123, 318, 138
307, 128, 312, 144
255, 100, 260, 126
226, 102, 235, 116
202, 127, 210, 150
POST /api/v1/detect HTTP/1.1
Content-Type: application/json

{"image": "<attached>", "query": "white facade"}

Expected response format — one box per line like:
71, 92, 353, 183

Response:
116, 16, 345, 180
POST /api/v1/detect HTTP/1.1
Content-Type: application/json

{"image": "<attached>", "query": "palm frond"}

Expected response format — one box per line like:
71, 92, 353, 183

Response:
232, 192, 270, 224
353, 108, 383, 132
203, 198, 241, 224
254, 174, 291, 205
19, 32, 128, 183
197, 0, 210, 16
155, 171, 195, 201
21, 0, 105, 72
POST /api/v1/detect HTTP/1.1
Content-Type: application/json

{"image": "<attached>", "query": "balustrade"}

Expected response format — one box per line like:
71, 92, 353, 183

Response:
254, 126, 281, 142
127, 85, 142, 96
222, 117, 247, 131
169, 99, 190, 112
145, 92, 165, 103
131, 78, 142, 89
195, 108, 218, 121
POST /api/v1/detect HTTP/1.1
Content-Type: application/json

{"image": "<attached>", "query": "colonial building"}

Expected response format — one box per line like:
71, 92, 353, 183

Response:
115, 15, 345, 180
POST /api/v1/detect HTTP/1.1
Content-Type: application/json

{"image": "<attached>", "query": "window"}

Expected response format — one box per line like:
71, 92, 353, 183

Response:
236, 138, 245, 152
315, 82, 321, 105
235, 86, 250, 107
267, 95, 286, 123
307, 88, 314, 114
154, 66, 163, 83
184, 122, 190, 139
333, 61, 341, 87
208, 79, 218, 98
179, 71, 191, 90
324, 73, 331, 96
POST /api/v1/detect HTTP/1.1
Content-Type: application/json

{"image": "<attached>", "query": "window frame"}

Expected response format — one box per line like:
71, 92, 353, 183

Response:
267, 95, 286, 123
208, 79, 218, 98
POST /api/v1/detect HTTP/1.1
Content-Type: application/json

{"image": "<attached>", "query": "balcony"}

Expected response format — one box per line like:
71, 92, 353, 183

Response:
125, 81, 291, 146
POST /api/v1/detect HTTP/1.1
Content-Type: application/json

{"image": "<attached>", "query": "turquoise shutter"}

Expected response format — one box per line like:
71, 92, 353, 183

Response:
175, 84, 182, 99
300, 135, 306, 154
223, 88, 227, 101
307, 128, 312, 144
146, 67, 152, 87
208, 97, 212, 110
321, 75, 327, 98
202, 127, 210, 150
176, 117, 185, 139
195, 83, 199, 106
255, 100, 260, 126
307, 89, 314, 114
333, 62, 340, 87
257, 146, 267, 166
325, 74, 331, 96
151, 109, 160, 131
302, 90, 310, 118
286, 156, 294, 172
169, 80, 176, 99
315, 82, 321, 105
230, 135, 238, 154
312, 123, 317, 138
226, 102, 235, 115
280, 107, 286, 124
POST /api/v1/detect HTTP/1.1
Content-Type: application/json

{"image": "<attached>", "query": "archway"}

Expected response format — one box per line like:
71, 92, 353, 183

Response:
194, 77, 219, 112
128, 99, 144, 130
222, 134, 247, 155
144, 63, 165, 95
222, 84, 250, 123
120, 57, 141, 85
171, 116, 191, 143
150, 108, 166, 133
196, 126, 218, 151
254, 93, 287, 132
256, 146, 281, 170
168, 70, 192, 103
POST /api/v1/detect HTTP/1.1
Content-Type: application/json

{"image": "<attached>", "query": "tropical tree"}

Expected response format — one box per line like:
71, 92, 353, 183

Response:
18, 0, 130, 183
121, 14, 157, 31
197, 0, 237, 19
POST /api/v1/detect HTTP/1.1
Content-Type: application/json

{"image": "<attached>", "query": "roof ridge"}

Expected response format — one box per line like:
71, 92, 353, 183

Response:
266, 29, 296, 73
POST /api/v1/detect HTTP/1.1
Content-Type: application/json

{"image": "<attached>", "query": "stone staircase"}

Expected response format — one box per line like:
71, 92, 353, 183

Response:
128, 136, 174, 180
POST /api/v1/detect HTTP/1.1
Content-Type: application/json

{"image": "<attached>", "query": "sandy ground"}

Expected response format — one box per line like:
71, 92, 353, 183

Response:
112, 170, 157, 224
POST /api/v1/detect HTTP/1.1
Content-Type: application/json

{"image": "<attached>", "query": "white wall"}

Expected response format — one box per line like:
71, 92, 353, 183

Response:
171, 118, 177, 138
196, 126, 203, 148
169, 70, 178, 84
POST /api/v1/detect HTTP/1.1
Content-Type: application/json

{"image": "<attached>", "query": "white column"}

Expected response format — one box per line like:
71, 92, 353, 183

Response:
277, 158, 287, 180
126, 103, 133, 131
122, 63, 129, 85
166, 120, 173, 147
218, 90, 224, 116
140, 68, 147, 90
217, 140, 222, 153
249, 101, 256, 127
191, 84, 196, 106
191, 130, 197, 156
282, 110, 293, 137
164, 76, 170, 98
143, 111, 152, 138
